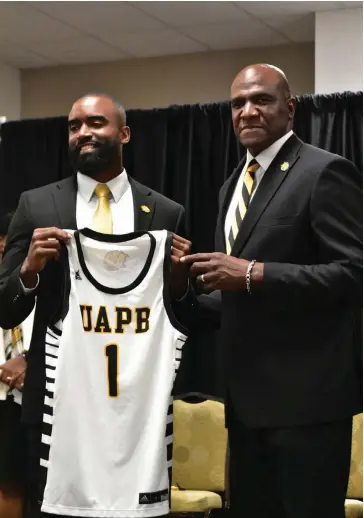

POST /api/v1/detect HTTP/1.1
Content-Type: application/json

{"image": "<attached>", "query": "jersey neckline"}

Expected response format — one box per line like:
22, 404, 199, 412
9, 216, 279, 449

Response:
74, 228, 156, 295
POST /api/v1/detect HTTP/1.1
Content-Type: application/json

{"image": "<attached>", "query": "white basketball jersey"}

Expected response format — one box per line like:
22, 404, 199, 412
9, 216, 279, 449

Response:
39, 229, 187, 517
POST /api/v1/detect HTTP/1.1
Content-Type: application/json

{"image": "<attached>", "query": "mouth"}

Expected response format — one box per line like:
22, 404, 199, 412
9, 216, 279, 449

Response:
78, 142, 98, 152
241, 126, 264, 133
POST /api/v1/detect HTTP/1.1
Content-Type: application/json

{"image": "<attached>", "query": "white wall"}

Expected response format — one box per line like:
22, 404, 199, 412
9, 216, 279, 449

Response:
21, 43, 314, 118
0, 63, 21, 120
315, 8, 363, 94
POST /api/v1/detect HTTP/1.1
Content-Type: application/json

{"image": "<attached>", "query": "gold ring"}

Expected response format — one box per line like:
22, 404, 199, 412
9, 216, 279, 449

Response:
200, 274, 205, 283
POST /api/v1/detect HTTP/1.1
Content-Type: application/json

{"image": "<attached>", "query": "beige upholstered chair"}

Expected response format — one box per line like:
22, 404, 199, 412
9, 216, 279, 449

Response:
171, 399, 228, 514
345, 413, 363, 518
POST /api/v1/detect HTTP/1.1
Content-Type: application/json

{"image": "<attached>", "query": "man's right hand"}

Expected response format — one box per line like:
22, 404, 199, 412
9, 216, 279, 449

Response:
20, 227, 71, 288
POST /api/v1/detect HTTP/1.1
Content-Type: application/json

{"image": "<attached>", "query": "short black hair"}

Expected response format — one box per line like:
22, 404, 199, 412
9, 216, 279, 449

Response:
0, 211, 14, 236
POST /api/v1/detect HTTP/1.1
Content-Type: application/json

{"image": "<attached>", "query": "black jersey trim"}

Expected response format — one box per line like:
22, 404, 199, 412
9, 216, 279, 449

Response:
162, 232, 189, 335
74, 229, 156, 295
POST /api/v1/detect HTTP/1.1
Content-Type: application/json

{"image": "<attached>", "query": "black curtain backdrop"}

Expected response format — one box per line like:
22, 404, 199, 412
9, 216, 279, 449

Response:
0, 91, 362, 397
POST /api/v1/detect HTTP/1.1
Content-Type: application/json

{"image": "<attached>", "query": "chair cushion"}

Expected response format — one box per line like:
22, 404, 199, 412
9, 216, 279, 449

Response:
172, 400, 227, 491
171, 490, 222, 512
345, 499, 363, 518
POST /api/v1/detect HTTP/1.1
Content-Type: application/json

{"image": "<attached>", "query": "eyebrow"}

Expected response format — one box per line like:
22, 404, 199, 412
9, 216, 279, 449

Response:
231, 91, 275, 102
68, 115, 108, 126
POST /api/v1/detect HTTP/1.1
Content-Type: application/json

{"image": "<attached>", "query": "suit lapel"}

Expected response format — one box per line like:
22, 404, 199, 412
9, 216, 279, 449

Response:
52, 175, 78, 230
129, 177, 156, 231
231, 134, 303, 257
216, 157, 246, 252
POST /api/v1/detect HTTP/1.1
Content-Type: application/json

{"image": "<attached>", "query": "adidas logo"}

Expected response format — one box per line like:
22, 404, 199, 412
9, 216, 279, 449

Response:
140, 495, 150, 503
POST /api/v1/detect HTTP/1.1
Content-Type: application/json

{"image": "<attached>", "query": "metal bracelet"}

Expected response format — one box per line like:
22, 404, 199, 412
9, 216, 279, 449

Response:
246, 259, 257, 295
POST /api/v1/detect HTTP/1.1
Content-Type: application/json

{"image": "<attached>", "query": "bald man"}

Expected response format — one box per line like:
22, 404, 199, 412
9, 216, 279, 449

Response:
183, 65, 362, 518
0, 93, 191, 518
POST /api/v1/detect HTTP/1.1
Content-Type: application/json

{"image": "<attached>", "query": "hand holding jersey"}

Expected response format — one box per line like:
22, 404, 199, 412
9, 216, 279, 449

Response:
20, 226, 190, 299
20, 228, 71, 289
170, 233, 191, 298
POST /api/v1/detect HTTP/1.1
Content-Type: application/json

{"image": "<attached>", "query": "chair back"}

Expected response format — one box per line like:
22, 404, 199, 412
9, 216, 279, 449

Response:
172, 399, 227, 492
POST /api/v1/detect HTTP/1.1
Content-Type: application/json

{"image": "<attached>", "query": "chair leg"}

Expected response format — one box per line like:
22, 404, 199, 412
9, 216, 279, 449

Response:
224, 440, 230, 509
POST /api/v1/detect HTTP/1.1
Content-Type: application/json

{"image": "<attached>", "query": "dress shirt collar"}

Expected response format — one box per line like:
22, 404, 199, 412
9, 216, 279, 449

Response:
77, 169, 130, 203
246, 130, 294, 172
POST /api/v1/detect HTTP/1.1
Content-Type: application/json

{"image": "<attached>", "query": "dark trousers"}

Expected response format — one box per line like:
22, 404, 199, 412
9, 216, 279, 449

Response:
228, 412, 353, 518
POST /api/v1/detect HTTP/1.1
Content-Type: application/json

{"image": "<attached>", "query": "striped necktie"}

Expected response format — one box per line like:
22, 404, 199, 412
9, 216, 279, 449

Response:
93, 183, 113, 234
227, 159, 260, 255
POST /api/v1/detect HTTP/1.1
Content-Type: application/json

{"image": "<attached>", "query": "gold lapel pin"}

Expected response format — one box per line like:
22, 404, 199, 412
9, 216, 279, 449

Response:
280, 161, 289, 171
141, 205, 150, 213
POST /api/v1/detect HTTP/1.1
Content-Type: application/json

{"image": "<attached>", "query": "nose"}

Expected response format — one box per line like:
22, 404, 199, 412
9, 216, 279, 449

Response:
78, 123, 92, 138
241, 101, 258, 119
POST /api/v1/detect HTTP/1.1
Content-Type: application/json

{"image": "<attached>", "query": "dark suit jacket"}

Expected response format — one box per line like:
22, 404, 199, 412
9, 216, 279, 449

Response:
215, 134, 362, 428
0, 175, 187, 423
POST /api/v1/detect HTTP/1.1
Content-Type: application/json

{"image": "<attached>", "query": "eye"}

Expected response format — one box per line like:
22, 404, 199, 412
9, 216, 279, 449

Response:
69, 123, 78, 132
231, 99, 245, 109
256, 96, 273, 105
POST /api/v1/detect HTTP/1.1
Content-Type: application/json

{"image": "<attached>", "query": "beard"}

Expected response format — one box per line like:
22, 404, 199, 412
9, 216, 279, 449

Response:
68, 137, 120, 177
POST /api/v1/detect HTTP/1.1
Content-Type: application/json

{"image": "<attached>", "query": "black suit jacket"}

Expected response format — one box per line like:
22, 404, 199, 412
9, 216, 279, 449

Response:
0, 175, 187, 423
215, 134, 362, 428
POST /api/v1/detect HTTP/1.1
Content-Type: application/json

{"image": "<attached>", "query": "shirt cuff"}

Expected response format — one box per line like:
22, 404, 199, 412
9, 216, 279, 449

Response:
19, 274, 39, 294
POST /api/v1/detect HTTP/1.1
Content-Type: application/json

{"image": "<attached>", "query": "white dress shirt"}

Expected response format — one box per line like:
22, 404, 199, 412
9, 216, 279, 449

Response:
224, 130, 293, 245
77, 169, 134, 234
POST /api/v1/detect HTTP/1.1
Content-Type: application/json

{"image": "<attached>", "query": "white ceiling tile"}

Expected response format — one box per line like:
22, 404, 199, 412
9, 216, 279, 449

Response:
113, 29, 207, 58
0, 2, 82, 42
0, 39, 53, 68
7, 54, 54, 69
30, 1, 166, 35
133, 1, 251, 26
181, 20, 289, 50
237, 1, 349, 17
264, 13, 315, 42
340, 1, 363, 6
0, 0, 357, 68
27, 37, 127, 64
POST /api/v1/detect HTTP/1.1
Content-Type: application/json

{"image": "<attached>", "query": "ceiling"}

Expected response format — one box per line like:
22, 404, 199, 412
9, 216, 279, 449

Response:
0, 1, 360, 69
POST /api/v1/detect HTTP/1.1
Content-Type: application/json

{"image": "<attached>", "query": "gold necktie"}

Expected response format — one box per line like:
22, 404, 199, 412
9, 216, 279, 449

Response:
227, 159, 260, 255
93, 183, 113, 234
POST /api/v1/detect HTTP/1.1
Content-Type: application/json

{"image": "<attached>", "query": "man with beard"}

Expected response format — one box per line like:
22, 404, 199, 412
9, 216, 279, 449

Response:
0, 93, 191, 518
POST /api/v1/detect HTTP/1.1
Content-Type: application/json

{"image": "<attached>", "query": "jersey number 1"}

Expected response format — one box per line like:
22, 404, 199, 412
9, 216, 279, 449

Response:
105, 343, 118, 397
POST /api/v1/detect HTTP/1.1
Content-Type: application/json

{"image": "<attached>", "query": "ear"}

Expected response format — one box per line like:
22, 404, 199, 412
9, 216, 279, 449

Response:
120, 125, 131, 145
287, 97, 296, 121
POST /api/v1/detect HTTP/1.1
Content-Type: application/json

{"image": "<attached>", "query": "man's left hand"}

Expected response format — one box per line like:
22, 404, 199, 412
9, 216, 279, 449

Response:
0, 355, 27, 391
181, 252, 260, 292
170, 234, 192, 299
